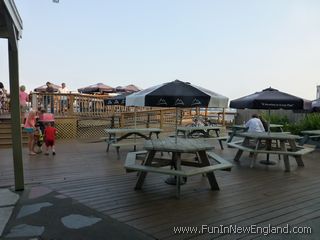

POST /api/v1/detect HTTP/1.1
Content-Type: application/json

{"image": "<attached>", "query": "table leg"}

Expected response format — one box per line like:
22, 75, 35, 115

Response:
198, 151, 219, 190
280, 140, 290, 172
135, 150, 156, 190
234, 150, 243, 162
227, 131, 235, 143
288, 139, 304, 167
106, 133, 114, 152
215, 130, 224, 150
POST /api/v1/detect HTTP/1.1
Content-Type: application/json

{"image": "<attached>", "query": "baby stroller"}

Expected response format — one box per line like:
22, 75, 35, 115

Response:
34, 122, 44, 153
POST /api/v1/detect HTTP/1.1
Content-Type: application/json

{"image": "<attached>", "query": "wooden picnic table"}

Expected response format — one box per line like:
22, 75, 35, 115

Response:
227, 123, 285, 143
126, 138, 232, 198
300, 130, 320, 147
176, 125, 227, 149
228, 132, 314, 172
104, 128, 163, 155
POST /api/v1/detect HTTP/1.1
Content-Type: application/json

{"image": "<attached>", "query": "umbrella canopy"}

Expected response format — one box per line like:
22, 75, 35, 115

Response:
312, 99, 320, 112
104, 93, 131, 105
230, 87, 311, 110
124, 84, 141, 93
78, 83, 114, 94
115, 84, 141, 93
34, 83, 60, 92
126, 80, 228, 108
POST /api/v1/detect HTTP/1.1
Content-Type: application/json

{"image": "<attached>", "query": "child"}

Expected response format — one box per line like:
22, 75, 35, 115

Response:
44, 122, 57, 155
24, 110, 37, 155
33, 123, 43, 153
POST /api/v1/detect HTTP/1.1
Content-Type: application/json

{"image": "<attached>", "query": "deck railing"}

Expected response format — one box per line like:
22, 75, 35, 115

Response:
0, 92, 235, 141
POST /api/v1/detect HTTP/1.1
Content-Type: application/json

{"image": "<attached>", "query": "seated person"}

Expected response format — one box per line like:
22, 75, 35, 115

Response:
245, 114, 265, 133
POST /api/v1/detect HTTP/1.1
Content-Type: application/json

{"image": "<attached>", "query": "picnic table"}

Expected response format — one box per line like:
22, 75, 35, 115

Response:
227, 123, 285, 143
176, 125, 227, 149
124, 138, 232, 198
227, 132, 314, 172
104, 128, 162, 155
300, 130, 320, 148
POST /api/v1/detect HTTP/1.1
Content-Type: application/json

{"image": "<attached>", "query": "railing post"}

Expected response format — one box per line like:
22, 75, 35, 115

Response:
68, 94, 74, 116
120, 113, 125, 128
160, 110, 164, 129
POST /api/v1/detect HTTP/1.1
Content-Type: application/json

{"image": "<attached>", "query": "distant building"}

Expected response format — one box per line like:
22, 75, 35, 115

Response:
317, 85, 320, 99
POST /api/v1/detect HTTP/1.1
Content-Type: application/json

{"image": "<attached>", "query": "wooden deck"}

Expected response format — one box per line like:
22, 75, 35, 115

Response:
1, 139, 320, 239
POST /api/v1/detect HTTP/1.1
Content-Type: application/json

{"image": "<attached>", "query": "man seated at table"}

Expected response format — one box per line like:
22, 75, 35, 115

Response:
245, 114, 265, 133
245, 114, 266, 155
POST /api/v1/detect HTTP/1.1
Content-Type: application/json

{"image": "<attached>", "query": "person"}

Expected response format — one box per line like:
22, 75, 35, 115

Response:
245, 113, 265, 132
0, 82, 8, 114
258, 115, 269, 132
44, 82, 55, 113
19, 85, 29, 124
24, 110, 37, 155
33, 122, 43, 153
44, 122, 57, 155
58, 83, 69, 113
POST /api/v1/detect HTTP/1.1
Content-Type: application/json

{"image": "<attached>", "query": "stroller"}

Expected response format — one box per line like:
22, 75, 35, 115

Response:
36, 113, 55, 153
34, 122, 44, 153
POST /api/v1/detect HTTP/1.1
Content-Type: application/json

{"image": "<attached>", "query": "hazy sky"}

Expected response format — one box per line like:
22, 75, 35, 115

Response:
1, 0, 320, 100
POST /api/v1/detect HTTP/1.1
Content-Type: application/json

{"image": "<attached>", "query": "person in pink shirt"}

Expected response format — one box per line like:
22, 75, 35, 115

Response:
19, 85, 29, 124
24, 110, 37, 155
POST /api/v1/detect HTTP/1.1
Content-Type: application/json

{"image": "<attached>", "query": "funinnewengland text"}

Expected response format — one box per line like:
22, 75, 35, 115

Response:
173, 224, 312, 236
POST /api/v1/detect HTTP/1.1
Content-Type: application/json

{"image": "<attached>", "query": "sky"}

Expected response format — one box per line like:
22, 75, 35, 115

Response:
1, 0, 320, 100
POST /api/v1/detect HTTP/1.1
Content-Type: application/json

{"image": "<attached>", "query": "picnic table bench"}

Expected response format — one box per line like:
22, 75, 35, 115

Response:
300, 130, 320, 148
227, 124, 286, 143
177, 125, 228, 149
104, 128, 162, 156
124, 138, 232, 198
228, 132, 314, 172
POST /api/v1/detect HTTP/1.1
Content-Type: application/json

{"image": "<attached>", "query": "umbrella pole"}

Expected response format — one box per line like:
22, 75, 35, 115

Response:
175, 108, 178, 144
134, 107, 137, 128
268, 109, 271, 134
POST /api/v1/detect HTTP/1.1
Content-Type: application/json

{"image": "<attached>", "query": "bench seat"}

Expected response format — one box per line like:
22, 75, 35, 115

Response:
227, 142, 314, 156
124, 151, 232, 176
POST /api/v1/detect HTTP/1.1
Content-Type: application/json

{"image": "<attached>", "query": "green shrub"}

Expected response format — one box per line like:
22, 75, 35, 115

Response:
286, 113, 320, 135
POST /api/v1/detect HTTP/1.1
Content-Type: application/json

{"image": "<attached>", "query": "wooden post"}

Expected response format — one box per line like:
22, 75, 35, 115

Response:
8, 37, 24, 190
68, 94, 74, 116
159, 110, 164, 129
120, 113, 125, 128
222, 108, 226, 126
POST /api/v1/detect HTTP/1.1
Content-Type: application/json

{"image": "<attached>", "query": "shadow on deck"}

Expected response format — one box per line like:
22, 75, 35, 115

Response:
1, 139, 320, 239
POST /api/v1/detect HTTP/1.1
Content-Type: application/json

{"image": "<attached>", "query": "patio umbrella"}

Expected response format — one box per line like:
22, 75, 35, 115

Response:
230, 87, 311, 131
34, 83, 60, 92
78, 83, 114, 94
126, 79, 229, 142
104, 93, 138, 127
104, 93, 129, 106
